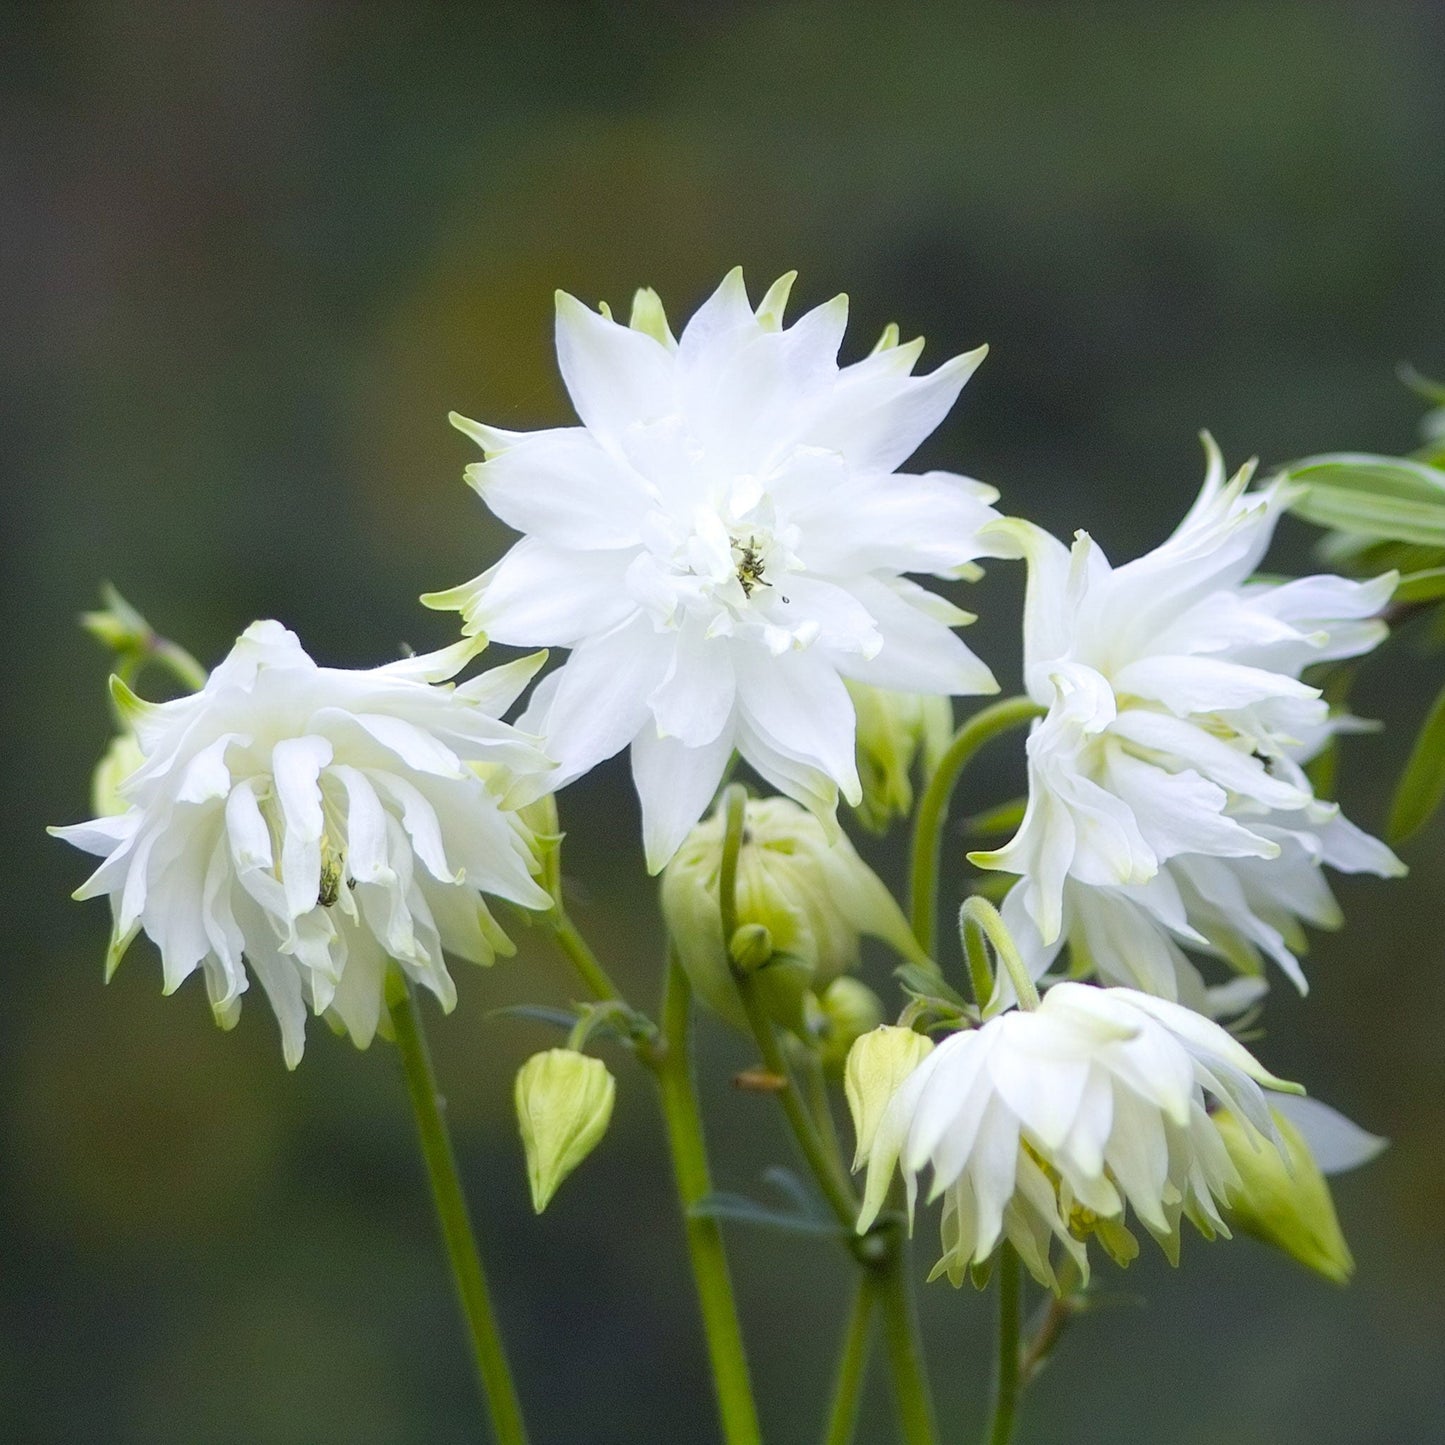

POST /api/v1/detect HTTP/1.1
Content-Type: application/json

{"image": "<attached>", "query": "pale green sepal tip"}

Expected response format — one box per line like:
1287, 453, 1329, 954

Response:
628, 287, 676, 347
448, 411, 515, 458
755, 270, 798, 329
108, 673, 157, 723
597, 299, 613, 320
870, 321, 901, 355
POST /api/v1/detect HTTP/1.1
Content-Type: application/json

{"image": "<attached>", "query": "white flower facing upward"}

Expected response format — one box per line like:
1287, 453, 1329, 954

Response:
855, 982, 1300, 1290
426, 268, 1007, 871
52, 622, 554, 1067
973, 437, 1403, 1007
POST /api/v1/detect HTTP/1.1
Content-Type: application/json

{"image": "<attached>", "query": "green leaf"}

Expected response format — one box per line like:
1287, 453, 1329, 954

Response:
487, 1004, 581, 1032
1394, 568, 1445, 605
1389, 677, 1445, 843
1398, 363, 1445, 407
1286, 453, 1445, 547
689, 1176, 846, 1238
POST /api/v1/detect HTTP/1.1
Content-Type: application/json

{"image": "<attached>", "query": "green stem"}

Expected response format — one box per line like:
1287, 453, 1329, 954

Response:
656, 955, 763, 1445
983, 1244, 1023, 1445
801, 1049, 848, 1185
877, 1237, 938, 1445
717, 785, 936, 1445
547, 909, 625, 1002
908, 697, 1042, 956
387, 972, 528, 1445
823, 1277, 876, 1445
959, 896, 1040, 1013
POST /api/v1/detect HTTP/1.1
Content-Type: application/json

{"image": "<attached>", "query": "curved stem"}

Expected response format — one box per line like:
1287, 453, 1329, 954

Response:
387, 971, 529, 1445
983, 1244, 1023, 1445
823, 1276, 876, 1445
877, 1237, 938, 1445
908, 697, 1042, 956
656, 954, 763, 1445
546, 908, 625, 1003
959, 896, 1039, 1013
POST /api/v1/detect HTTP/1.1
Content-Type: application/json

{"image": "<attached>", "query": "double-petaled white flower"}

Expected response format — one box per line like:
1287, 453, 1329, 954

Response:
855, 982, 1299, 1290
52, 622, 554, 1066
974, 438, 1402, 1006
426, 269, 1006, 870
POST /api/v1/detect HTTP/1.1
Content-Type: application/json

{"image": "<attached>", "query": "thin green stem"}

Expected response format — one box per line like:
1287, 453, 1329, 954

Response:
959, 896, 1039, 1013
716, 785, 936, 1444
656, 955, 763, 1445
387, 972, 528, 1445
823, 1276, 876, 1445
801, 1049, 848, 1185
546, 908, 625, 1003
909, 697, 1042, 956
877, 1237, 938, 1445
983, 1244, 1023, 1445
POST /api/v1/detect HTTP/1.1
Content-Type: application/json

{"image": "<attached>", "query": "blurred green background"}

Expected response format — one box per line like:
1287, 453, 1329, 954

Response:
6, 2, 1445, 1441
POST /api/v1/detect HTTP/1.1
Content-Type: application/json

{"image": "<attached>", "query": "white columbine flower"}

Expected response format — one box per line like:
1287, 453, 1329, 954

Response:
52, 622, 554, 1067
973, 437, 1402, 1005
425, 268, 1006, 870
855, 982, 1299, 1290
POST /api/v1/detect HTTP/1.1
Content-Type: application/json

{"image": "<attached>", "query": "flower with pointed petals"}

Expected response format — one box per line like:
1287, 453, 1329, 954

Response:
973, 437, 1402, 1004
425, 269, 1005, 870
855, 982, 1300, 1290
52, 622, 554, 1067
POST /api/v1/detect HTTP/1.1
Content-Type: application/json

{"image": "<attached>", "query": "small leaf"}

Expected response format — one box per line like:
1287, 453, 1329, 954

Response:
1398, 363, 1445, 407
688, 1192, 846, 1238
1389, 677, 1445, 843
1394, 568, 1445, 605
488, 1004, 581, 1032
1286, 453, 1445, 547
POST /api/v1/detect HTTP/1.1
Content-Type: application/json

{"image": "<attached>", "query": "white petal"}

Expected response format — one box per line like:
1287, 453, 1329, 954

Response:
466, 428, 652, 549
460, 539, 638, 647
633, 723, 737, 872
555, 290, 676, 438
1272, 1094, 1387, 1174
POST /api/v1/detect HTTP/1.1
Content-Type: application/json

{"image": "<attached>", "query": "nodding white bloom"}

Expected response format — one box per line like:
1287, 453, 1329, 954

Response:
856, 982, 1300, 1290
426, 268, 1006, 871
974, 437, 1402, 1003
52, 622, 554, 1067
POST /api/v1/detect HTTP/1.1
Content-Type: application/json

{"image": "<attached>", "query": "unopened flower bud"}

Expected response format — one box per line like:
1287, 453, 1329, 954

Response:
845, 1025, 934, 1169
515, 1049, 616, 1214
815, 977, 886, 1072
1215, 1107, 1356, 1285
91, 731, 144, 819
729, 923, 774, 973
660, 796, 925, 1033
846, 681, 953, 834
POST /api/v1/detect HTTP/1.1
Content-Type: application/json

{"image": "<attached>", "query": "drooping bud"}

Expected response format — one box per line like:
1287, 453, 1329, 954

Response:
845, 680, 953, 833
660, 795, 926, 1033
514, 1048, 616, 1213
845, 1025, 934, 1169
813, 977, 886, 1072
1215, 1107, 1357, 1285
91, 731, 144, 819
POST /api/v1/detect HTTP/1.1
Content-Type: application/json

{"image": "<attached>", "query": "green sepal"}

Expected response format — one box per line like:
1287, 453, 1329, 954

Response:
1389, 675, 1445, 842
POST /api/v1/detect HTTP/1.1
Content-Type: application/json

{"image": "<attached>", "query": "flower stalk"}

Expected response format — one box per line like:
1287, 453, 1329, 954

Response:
386, 969, 529, 1445
909, 697, 1042, 955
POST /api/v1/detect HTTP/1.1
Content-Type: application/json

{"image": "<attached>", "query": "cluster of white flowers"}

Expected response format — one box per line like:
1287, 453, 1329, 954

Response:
54, 269, 1398, 1295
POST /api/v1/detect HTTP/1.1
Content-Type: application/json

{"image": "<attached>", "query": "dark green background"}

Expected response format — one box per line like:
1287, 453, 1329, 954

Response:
6, 3, 1444, 1441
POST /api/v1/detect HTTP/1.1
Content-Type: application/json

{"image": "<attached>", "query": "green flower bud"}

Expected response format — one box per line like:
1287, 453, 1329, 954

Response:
814, 977, 886, 1072
91, 731, 144, 818
845, 681, 954, 833
1215, 1107, 1355, 1285
514, 1048, 616, 1213
660, 795, 925, 1034
845, 1025, 934, 1169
